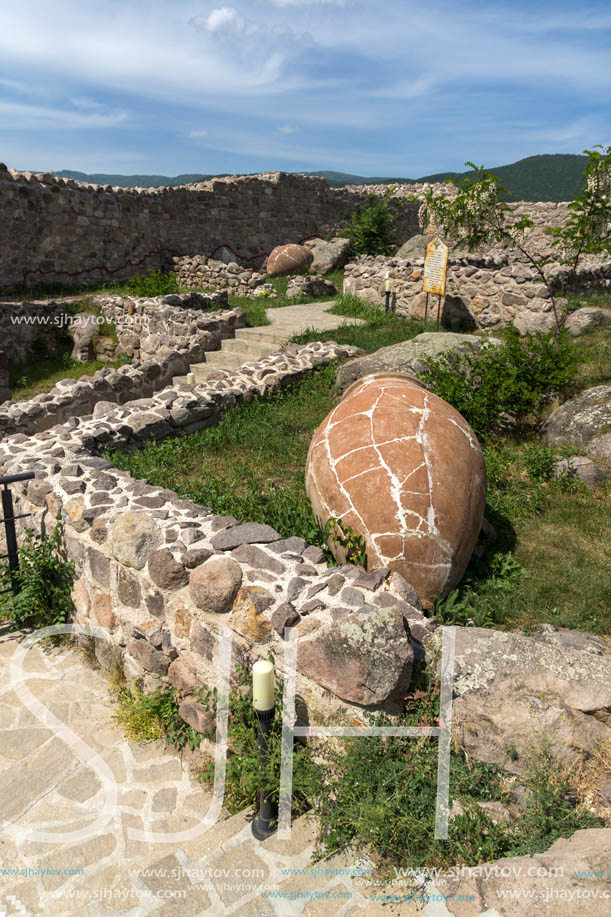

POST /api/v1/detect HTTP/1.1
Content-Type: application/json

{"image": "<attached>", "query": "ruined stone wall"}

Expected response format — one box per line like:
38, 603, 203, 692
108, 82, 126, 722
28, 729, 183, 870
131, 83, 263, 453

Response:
344, 253, 611, 332
0, 294, 243, 435
0, 300, 68, 365
0, 165, 420, 293
0, 339, 434, 729
171, 255, 266, 297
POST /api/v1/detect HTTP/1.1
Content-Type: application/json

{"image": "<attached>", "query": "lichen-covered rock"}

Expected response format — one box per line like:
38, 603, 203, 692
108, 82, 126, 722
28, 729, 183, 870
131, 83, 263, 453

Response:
110, 511, 162, 570
564, 306, 611, 337
285, 275, 336, 299
306, 372, 486, 607
334, 332, 500, 395
544, 385, 611, 470
296, 606, 414, 705
304, 236, 351, 274
266, 243, 313, 276
189, 556, 242, 613
448, 625, 611, 775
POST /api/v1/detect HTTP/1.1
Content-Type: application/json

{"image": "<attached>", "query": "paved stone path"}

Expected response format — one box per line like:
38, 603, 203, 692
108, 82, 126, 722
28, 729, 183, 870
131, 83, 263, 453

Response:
177, 302, 365, 381
0, 631, 423, 916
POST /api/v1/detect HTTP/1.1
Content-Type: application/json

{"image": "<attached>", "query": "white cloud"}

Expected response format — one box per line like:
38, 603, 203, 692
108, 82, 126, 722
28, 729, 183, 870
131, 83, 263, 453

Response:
278, 124, 298, 133
188, 130, 209, 138
190, 7, 262, 37
0, 99, 127, 129
271, 0, 346, 6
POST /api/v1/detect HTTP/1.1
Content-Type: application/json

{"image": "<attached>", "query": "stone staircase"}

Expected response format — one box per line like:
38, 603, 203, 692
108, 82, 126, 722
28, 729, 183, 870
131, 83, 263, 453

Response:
174, 301, 364, 383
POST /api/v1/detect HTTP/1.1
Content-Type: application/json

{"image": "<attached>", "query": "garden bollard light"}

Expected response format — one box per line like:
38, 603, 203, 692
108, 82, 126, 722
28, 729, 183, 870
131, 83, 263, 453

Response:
186, 372, 196, 385
385, 272, 391, 313
251, 659, 277, 840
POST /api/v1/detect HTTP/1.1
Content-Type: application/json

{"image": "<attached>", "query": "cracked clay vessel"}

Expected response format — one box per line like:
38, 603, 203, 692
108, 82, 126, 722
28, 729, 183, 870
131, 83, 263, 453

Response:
305, 372, 486, 608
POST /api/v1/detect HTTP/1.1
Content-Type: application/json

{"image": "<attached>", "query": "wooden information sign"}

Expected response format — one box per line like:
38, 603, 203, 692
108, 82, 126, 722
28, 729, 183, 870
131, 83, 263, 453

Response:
423, 237, 449, 296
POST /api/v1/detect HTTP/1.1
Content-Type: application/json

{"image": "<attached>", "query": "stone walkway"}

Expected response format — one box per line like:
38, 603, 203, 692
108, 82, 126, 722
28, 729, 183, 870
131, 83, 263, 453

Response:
177, 302, 365, 381
0, 631, 419, 917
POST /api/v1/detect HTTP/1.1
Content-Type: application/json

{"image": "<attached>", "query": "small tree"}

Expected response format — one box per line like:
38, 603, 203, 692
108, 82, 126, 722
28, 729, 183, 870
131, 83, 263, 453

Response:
418, 146, 611, 332
345, 190, 400, 257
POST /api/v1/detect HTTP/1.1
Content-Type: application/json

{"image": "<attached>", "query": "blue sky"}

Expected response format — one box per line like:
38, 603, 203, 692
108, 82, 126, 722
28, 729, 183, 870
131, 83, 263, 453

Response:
1, 0, 609, 177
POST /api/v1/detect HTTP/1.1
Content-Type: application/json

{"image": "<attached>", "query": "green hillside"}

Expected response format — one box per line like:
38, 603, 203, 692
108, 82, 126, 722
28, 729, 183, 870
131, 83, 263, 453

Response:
417, 154, 588, 202
54, 169, 233, 187
50, 154, 589, 201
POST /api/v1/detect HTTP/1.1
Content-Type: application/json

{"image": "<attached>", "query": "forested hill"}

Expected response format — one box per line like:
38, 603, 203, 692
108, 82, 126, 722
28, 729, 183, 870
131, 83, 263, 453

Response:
51, 154, 588, 202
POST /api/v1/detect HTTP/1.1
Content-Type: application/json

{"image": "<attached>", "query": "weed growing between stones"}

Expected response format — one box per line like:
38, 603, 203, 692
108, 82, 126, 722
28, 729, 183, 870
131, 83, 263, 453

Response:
110, 670, 203, 750
0, 519, 75, 629
198, 659, 321, 817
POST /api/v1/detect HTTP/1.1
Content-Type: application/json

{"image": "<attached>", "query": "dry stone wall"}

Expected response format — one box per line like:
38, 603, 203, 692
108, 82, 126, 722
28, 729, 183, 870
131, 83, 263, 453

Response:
0, 340, 435, 722
0, 165, 420, 293
0, 300, 68, 366
0, 293, 243, 436
171, 255, 266, 296
345, 252, 611, 331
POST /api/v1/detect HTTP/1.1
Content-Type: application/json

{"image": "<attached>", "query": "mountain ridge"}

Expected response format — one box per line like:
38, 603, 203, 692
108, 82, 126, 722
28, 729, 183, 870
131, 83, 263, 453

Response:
49, 154, 589, 202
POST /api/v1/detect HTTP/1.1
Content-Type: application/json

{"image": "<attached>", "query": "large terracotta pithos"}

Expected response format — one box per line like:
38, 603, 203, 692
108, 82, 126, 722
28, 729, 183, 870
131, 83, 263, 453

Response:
305, 372, 486, 607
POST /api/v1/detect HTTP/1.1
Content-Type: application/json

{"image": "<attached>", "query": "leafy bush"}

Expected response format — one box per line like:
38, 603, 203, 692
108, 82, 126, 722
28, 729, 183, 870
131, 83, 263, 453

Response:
126, 268, 179, 297
344, 192, 400, 257
420, 327, 577, 439
0, 519, 75, 629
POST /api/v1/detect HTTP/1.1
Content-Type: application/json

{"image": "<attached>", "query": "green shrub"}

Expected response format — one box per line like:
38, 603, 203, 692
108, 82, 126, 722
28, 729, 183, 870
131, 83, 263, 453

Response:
199, 659, 320, 817
344, 192, 400, 257
420, 328, 577, 439
126, 268, 179, 297
0, 519, 75, 629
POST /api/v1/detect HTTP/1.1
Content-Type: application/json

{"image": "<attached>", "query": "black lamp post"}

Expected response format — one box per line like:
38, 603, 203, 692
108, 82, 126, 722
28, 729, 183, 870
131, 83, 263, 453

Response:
251, 659, 277, 840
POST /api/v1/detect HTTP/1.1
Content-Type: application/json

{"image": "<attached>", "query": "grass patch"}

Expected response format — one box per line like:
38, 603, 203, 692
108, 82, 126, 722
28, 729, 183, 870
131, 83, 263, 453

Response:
435, 438, 611, 633
109, 667, 205, 750
108, 363, 341, 546
290, 292, 431, 351
10, 352, 129, 400
313, 677, 602, 871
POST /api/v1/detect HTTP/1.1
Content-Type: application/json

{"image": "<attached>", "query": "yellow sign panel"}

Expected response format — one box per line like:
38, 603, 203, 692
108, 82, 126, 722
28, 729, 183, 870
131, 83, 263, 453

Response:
423, 237, 449, 296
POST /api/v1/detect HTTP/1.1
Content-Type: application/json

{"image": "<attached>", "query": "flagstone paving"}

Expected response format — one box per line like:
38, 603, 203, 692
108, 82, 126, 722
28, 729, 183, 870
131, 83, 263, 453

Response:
0, 631, 427, 916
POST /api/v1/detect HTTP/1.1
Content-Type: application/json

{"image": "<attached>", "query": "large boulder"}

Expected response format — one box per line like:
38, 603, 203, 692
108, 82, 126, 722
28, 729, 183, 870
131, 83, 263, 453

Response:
335, 331, 500, 395
544, 385, 611, 470
303, 236, 351, 274
564, 306, 611, 336
438, 828, 611, 916
306, 372, 486, 608
449, 625, 611, 775
296, 607, 415, 705
286, 275, 336, 299
266, 244, 313, 276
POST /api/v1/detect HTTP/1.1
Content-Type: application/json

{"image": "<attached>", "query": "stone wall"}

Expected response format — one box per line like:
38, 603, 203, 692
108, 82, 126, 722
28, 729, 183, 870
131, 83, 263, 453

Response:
171, 256, 266, 297
0, 340, 435, 727
0, 299, 68, 366
0, 294, 244, 436
344, 252, 611, 332
0, 165, 420, 293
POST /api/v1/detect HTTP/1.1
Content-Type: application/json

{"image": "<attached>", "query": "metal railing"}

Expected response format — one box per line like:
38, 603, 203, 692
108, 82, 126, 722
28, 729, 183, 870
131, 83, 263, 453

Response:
0, 472, 35, 595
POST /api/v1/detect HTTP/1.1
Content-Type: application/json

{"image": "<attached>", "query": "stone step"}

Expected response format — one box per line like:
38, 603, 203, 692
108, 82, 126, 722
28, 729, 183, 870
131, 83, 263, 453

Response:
234, 328, 291, 345
203, 351, 247, 368
221, 338, 280, 358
